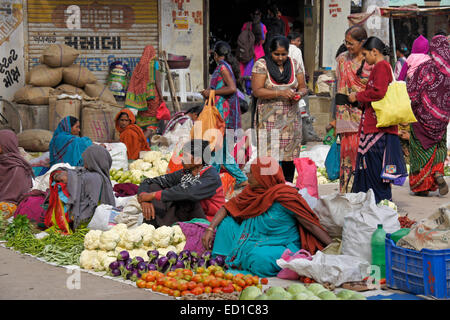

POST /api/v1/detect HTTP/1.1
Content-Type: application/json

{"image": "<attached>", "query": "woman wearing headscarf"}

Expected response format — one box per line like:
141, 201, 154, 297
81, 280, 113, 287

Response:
202, 41, 248, 188
335, 26, 372, 193
45, 144, 115, 233
407, 35, 450, 196
397, 35, 431, 82
125, 45, 163, 138
202, 156, 331, 277
115, 108, 151, 160
0, 130, 34, 218
251, 35, 308, 183
49, 116, 93, 167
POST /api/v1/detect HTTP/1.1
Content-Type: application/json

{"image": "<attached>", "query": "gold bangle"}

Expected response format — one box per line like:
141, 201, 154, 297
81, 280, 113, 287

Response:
206, 227, 215, 233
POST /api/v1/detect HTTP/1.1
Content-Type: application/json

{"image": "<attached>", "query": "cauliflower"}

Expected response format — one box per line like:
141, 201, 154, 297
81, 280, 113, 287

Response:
318, 176, 328, 184
152, 226, 174, 248
143, 151, 162, 163
136, 223, 156, 246
157, 245, 177, 257
143, 169, 159, 179
131, 169, 144, 180
84, 230, 102, 250
171, 225, 186, 244
96, 250, 117, 271
99, 229, 121, 251
118, 229, 143, 250
153, 159, 169, 175
132, 248, 149, 261
111, 224, 128, 238
79, 250, 101, 270
175, 241, 186, 253
129, 159, 145, 171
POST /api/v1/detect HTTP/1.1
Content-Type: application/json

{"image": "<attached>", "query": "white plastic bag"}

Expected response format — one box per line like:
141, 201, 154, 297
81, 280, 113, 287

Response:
276, 251, 370, 286
314, 191, 374, 239
101, 142, 128, 171
87, 204, 122, 231
299, 145, 330, 168
299, 187, 318, 210
341, 189, 400, 263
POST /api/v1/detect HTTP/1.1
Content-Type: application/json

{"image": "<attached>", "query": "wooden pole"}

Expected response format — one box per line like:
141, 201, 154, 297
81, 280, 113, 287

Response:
161, 50, 181, 113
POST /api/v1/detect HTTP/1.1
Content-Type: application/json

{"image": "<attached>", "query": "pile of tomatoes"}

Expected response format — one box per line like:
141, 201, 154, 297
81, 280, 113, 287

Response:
135, 265, 269, 297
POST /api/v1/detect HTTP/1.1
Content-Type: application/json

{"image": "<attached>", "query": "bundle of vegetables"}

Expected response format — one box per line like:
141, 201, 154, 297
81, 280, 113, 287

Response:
240, 283, 366, 300
317, 167, 338, 185
378, 199, 398, 212
0, 215, 89, 266
107, 249, 227, 281
134, 264, 267, 298
79, 223, 186, 271
398, 214, 416, 229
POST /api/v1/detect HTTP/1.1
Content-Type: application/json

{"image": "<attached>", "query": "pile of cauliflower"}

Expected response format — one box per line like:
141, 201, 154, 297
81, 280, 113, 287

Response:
129, 151, 172, 180
79, 223, 186, 271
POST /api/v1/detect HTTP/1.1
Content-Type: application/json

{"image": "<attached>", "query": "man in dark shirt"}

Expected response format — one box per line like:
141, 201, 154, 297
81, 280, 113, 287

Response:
137, 139, 225, 227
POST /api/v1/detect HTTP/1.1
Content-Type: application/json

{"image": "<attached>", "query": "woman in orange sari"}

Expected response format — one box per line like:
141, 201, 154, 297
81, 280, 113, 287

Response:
115, 108, 151, 160
335, 26, 373, 193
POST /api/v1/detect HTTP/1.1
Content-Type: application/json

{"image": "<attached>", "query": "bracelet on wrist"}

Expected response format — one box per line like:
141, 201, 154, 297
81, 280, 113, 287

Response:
206, 227, 215, 233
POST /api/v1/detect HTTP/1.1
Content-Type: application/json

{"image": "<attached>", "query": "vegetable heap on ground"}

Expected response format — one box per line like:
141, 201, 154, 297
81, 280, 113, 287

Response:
80, 223, 186, 272
317, 167, 339, 185
240, 283, 367, 300
0, 215, 89, 266
110, 151, 171, 185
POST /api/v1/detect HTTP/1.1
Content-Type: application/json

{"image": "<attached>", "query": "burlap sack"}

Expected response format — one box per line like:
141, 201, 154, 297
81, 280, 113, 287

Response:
28, 64, 63, 87
48, 93, 82, 131
81, 100, 122, 143
40, 44, 80, 68
13, 86, 54, 105
84, 82, 117, 104
397, 203, 450, 251
17, 129, 53, 152
56, 84, 90, 99
62, 64, 97, 88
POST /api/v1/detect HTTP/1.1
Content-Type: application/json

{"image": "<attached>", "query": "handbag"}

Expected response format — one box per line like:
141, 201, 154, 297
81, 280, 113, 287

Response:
156, 101, 171, 121
190, 90, 225, 151
325, 140, 341, 181
372, 67, 417, 128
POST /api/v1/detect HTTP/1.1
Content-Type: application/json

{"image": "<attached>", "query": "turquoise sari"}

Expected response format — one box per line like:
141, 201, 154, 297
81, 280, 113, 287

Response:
212, 202, 301, 277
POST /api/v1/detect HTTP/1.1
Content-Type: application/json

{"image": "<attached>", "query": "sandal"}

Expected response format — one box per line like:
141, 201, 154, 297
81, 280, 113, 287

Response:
414, 191, 429, 197
434, 173, 449, 196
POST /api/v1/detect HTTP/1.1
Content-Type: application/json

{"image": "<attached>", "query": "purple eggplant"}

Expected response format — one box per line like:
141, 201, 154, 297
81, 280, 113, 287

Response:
137, 261, 148, 274
117, 250, 129, 261
179, 249, 191, 261
132, 256, 144, 266
111, 268, 121, 277
215, 255, 225, 267
147, 250, 159, 261
191, 256, 199, 269
157, 256, 169, 272
166, 251, 178, 261
109, 261, 120, 271
197, 258, 206, 268
174, 260, 185, 270
128, 269, 140, 282
148, 263, 157, 271
201, 251, 212, 262
191, 251, 199, 259
118, 260, 126, 268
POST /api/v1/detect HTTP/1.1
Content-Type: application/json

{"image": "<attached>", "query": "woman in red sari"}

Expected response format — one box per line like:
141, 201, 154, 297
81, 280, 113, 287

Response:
335, 26, 373, 193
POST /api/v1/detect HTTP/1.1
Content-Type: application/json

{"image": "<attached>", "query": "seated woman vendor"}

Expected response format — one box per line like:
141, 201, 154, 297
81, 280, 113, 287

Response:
115, 108, 151, 160
137, 139, 225, 227
202, 156, 332, 278
0, 129, 34, 218
49, 116, 93, 167
45, 144, 115, 234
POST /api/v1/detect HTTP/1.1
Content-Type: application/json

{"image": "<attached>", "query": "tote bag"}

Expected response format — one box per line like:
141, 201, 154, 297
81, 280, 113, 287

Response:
325, 141, 340, 181
372, 68, 417, 128
191, 90, 225, 151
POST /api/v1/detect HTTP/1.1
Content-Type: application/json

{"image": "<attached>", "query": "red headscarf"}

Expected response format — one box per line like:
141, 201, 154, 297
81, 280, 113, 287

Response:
224, 157, 327, 254
115, 108, 151, 160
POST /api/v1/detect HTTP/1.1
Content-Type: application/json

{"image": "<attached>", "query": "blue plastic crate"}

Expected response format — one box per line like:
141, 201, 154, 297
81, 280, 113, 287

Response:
385, 234, 450, 299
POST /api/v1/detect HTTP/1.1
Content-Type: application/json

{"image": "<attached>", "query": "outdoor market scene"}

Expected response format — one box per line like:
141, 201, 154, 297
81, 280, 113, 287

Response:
0, 0, 449, 302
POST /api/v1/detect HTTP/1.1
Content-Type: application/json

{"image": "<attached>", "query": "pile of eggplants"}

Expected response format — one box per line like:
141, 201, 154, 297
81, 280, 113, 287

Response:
107, 249, 227, 281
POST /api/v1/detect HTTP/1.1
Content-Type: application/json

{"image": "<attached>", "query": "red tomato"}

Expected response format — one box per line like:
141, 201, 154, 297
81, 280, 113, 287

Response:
212, 287, 223, 294
187, 281, 197, 290
245, 278, 254, 286
167, 271, 177, 278
235, 273, 245, 278
156, 285, 164, 292
136, 280, 146, 288
181, 290, 191, 296
252, 276, 259, 285
210, 279, 220, 288
215, 271, 225, 278
260, 278, 269, 285
151, 284, 158, 291
233, 284, 243, 292
222, 285, 234, 293
220, 280, 228, 287
183, 269, 194, 277
236, 279, 246, 288
192, 286, 204, 295
204, 286, 213, 294
178, 282, 188, 292
192, 275, 202, 283
183, 275, 192, 281
196, 267, 205, 274
225, 273, 234, 280
145, 282, 153, 289
173, 290, 181, 297
161, 287, 171, 295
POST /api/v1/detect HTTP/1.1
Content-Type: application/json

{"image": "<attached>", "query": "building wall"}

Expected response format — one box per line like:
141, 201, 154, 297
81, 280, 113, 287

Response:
303, 0, 321, 89
0, 0, 25, 100
160, 0, 205, 92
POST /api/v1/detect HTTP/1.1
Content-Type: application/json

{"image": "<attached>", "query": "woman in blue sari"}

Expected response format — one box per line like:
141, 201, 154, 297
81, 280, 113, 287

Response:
49, 116, 93, 167
201, 41, 248, 189
202, 157, 332, 277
